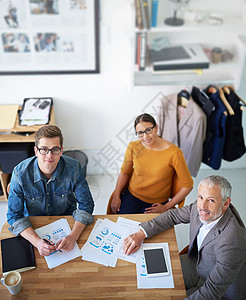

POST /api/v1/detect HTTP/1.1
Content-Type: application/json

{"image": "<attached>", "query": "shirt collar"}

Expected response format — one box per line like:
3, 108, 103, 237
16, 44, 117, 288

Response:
202, 214, 223, 230
33, 157, 63, 183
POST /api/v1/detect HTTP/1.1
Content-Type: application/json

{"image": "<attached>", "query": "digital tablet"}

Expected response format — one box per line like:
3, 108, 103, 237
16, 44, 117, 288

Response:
143, 245, 170, 277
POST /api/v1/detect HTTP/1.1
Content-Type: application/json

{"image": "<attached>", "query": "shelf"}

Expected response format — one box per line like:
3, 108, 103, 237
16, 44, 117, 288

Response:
133, 0, 246, 87
0, 106, 55, 143
134, 31, 246, 88
137, 18, 246, 34
134, 70, 235, 86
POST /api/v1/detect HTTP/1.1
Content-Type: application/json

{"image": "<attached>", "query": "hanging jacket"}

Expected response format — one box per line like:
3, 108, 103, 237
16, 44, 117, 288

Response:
157, 93, 207, 177
222, 89, 246, 161
202, 88, 227, 170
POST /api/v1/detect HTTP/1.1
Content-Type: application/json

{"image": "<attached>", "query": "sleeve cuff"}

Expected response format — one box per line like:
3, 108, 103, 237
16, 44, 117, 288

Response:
139, 225, 148, 238
73, 209, 94, 226
8, 217, 32, 236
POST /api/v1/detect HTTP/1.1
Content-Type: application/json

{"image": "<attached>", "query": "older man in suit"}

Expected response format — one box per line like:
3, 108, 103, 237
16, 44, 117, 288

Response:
123, 175, 246, 300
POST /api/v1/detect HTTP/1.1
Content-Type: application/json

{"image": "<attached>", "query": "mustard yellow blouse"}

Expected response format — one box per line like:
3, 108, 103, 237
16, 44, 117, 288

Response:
121, 140, 193, 203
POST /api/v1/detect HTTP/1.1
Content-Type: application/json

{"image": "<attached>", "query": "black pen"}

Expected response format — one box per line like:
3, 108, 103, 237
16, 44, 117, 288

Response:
43, 238, 62, 252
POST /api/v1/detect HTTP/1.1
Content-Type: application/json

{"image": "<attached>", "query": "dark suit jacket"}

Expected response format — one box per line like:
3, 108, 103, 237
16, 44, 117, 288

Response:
223, 89, 246, 161
202, 90, 227, 170
141, 202, 246, 300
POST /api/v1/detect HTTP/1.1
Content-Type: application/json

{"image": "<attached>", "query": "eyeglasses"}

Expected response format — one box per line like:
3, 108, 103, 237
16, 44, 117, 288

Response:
37, 147, 62, 155
136, 126, 155, 138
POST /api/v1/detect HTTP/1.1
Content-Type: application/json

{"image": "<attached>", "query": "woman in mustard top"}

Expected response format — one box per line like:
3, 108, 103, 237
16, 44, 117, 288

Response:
111, 113, 193, 214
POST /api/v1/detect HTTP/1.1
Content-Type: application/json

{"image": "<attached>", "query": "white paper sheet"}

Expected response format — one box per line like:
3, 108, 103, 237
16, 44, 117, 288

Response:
35, 218, 81, 269
81, 218, 131, 267
136, 243, 174, 289
20, 98, 52, 126
116, 217, 142, 264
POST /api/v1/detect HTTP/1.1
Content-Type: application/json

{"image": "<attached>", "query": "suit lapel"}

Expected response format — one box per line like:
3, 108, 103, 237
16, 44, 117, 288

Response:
178, 98, 194, 131
165, 95, 179, 145
199, 209, 231, 251
189, 213, 202, 255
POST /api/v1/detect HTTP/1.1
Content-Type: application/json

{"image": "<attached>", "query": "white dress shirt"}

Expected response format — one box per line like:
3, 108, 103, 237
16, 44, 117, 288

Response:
197, 215, 223, 251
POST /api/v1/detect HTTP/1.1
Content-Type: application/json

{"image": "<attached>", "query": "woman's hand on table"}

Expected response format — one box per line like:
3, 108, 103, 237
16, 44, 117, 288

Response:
144, 203, 168, 214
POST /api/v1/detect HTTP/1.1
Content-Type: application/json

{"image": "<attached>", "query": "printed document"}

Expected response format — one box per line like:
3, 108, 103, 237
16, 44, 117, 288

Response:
81, 218, 131, 267
116, 217, 142, 263
35, 218, 81, 269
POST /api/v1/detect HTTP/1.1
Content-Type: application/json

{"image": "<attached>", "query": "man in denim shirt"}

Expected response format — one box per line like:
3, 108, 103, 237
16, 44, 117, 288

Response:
7, 125, 94, 256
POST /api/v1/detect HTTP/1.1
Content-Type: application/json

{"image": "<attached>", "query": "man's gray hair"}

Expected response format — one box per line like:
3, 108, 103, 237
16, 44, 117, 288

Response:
198, 175, 232, 203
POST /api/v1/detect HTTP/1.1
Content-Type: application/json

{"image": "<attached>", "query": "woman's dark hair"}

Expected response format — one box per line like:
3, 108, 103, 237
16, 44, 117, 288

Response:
134, 113, 156, 129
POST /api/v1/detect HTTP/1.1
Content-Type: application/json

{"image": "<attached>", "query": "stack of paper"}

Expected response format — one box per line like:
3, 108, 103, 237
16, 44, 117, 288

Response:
116, 217, 141, 264
35, 218, 81, 269
81, 218, 131, 267
19, 98, 52, 126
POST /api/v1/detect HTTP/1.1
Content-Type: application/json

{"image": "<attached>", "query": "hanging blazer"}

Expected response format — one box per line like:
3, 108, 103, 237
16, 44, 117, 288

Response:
202, 90, 227, 170
223, 90, 246, 161
157, 93, 207, 177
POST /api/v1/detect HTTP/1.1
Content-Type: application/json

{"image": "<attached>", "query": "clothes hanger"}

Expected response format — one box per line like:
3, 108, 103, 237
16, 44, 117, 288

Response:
218, 87, 235, 116
206, 85, 228, 116
177, 90, 190, 108
222, 85, 246, 111
222, 85, 231, 95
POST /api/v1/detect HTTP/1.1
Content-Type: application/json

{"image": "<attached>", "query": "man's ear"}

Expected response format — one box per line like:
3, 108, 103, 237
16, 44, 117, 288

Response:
34, 146, 38, 156
223, 197, 231, 211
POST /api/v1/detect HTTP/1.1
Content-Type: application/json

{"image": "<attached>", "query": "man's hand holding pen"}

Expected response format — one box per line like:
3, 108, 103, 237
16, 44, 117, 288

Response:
43, 239, 62, 255
37, 236, 75, 256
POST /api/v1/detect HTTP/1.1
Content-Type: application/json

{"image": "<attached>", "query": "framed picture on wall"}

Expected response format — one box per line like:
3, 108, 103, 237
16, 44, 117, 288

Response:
0, 0, 100, 75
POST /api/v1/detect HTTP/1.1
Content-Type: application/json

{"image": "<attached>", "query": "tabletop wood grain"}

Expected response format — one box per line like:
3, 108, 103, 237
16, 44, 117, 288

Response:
0, 214, 186, 299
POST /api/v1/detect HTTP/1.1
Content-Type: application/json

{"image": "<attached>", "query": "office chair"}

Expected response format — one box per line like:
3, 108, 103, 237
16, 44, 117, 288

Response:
63, 150, 88, 177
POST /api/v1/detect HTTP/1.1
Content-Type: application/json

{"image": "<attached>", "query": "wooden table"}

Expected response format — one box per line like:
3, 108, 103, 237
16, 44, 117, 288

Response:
0, 215, 186, 299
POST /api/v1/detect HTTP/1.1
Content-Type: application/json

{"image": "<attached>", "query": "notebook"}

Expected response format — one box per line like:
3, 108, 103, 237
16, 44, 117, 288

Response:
149, 44, 210, 71
1, 236, 36, 275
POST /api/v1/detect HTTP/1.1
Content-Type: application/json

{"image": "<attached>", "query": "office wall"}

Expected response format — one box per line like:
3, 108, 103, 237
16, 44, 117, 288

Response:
0, 0, 246, 176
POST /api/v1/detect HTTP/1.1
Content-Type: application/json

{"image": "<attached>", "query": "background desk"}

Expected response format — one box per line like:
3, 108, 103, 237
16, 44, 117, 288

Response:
0, 214, 186, 299
0, 106, 55, 201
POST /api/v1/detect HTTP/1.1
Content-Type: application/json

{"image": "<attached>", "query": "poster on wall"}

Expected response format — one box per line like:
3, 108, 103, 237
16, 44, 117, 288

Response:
0, 0, 100, 74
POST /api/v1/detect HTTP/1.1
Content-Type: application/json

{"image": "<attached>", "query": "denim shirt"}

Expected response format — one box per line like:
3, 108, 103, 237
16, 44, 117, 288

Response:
7, 155, 94, 235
